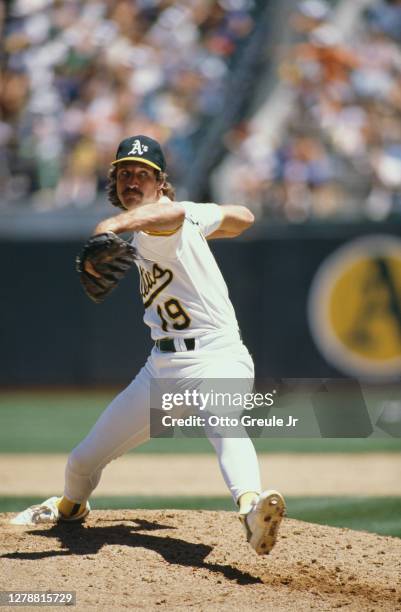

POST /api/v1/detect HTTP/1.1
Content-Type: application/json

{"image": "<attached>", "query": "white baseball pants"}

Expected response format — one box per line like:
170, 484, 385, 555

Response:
64, 332, 262, 505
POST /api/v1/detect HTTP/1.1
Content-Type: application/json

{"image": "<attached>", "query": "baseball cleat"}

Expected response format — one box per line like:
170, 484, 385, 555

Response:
240, 489, 286, 555
9, 496, 90, 526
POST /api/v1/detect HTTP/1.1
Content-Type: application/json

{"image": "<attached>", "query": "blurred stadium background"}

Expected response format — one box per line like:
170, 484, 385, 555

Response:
1, 0, 400, 534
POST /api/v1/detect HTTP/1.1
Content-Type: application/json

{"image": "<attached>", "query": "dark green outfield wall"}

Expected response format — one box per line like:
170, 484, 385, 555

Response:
1, 223, 400, 386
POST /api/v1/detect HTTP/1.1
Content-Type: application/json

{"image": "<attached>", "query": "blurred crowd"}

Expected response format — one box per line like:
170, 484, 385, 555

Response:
226, 0, 401, 222
1, 0, 256, 209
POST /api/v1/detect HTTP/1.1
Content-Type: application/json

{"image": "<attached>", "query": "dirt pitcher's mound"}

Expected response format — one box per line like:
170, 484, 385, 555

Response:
1, 510, 400, 611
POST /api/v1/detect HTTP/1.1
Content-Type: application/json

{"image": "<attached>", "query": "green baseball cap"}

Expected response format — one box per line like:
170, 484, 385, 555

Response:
112, 135, 166, 172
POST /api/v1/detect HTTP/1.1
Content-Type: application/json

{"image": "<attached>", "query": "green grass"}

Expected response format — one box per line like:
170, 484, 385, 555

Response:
0, 391, 400, 453
2, 495, 400, 538
285, 496, 401, 537
0, 392, 110, 453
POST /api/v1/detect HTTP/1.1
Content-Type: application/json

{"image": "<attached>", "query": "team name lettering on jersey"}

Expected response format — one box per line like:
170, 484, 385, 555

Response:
127, 140, 149, 156
139, 263, 173, 308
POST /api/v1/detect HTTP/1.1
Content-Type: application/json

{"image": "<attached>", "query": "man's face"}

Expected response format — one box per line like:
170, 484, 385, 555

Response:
116, 162, 161, 210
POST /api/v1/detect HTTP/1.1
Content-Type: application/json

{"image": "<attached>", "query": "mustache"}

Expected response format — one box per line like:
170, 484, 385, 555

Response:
123, 187, 143, 196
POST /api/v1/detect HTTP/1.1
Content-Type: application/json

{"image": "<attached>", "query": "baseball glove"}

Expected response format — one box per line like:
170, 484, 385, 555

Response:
76, 232, 137, 303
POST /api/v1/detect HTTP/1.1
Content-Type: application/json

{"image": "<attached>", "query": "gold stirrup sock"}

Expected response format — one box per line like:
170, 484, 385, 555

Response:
238, 491, 259, 515
57, 496, 87, 519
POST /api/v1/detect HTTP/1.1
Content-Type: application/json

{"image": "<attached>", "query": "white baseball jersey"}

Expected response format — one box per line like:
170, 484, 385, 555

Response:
132, 197, 240, 340
61, 198, 261, 513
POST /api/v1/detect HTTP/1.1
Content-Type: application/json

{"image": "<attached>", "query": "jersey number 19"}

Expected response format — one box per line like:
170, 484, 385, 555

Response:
157, 298, 191, 331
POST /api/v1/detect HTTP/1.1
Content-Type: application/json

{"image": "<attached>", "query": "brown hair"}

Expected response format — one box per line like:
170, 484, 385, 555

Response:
107, 165, 176, 210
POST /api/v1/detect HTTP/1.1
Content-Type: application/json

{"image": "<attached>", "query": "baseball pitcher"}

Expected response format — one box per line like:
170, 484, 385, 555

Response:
11, 135, 285, 555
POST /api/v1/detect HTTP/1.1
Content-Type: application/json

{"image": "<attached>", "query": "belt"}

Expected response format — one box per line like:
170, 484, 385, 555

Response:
156, 338, 196, 352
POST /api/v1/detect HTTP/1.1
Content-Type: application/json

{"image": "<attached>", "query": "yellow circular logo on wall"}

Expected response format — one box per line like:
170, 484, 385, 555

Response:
308, 235, 401, 380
